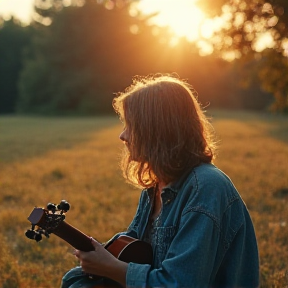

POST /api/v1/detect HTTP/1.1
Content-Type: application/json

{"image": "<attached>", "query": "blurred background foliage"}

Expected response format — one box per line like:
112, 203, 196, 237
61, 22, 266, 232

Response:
0, 0, 287, 114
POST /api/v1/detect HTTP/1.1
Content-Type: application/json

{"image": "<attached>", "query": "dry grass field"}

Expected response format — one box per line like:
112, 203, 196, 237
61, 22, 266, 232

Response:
0, 110, 287, 287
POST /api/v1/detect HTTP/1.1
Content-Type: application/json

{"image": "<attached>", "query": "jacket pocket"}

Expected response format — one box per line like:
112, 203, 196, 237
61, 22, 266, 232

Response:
153, 226, 177, 267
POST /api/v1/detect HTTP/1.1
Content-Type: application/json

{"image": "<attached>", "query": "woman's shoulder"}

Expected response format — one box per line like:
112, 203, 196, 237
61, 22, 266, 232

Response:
180, 163, 243, 216
170, 163, 237, 195
192, 163, 238, 193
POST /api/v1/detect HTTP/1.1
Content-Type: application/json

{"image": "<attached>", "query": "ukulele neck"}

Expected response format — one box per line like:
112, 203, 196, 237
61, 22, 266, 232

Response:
53, 221, 95, 252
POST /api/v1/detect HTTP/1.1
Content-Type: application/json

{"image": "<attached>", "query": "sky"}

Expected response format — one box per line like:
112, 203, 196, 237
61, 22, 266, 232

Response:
0, 0, 34, 24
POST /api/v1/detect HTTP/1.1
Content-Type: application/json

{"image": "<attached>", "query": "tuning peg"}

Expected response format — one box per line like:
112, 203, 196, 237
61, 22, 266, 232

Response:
47, 203, 57, 213
34, 231, 42, 242
25, 229, 36, 240
25, 229, 42, 242
57, 200, 70, 212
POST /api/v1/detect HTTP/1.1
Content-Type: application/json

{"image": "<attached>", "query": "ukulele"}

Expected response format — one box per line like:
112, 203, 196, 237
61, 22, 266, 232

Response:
25, 200, 153, 286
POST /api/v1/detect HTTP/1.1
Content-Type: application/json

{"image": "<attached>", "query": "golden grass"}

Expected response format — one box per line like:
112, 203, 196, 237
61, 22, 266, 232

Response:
0, 111, 287, 287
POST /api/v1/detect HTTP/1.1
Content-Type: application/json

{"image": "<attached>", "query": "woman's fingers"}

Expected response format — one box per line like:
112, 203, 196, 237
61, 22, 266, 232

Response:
90, 237, 102, 250
73, 249, 80, 258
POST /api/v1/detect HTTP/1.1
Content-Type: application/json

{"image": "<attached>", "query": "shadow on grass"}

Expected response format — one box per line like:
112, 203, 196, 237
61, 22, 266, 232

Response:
0, 115, 120, 164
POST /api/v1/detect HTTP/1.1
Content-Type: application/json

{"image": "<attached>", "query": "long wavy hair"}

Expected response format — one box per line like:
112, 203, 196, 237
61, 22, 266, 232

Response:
113, 74, 217, 188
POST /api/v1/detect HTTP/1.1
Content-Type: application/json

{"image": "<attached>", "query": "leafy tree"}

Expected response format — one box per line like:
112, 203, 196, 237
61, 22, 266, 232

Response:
200, 0, 288, 112
0, 18, 33, 113
32, 0, 65, 26
18, 0, 271, 114
18, 0, 160, 114
257, 49, 288, 112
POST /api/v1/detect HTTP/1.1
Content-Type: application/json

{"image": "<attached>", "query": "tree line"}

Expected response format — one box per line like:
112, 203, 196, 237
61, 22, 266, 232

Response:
0, 0, 286, 114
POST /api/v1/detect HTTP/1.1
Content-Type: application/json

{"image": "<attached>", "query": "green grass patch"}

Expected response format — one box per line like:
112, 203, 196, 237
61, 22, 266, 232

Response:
0, 116, 118, 163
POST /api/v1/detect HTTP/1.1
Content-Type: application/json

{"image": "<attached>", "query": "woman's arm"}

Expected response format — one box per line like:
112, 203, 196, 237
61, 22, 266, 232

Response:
74, 238, 128, 287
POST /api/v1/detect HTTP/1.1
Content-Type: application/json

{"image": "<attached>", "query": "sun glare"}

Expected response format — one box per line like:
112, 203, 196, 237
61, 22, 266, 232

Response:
136, 0, 207, 43
0, 0, 34, 24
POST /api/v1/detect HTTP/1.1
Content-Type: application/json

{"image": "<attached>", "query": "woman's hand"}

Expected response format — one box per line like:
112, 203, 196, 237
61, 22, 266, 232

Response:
74, 238, 128, 287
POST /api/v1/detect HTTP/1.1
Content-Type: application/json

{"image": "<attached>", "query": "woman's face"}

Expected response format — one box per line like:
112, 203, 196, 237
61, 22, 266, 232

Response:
119, 125, 138, 160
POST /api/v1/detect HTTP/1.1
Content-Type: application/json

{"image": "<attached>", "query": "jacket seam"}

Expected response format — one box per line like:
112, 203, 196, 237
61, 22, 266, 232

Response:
182, 207, 221, 231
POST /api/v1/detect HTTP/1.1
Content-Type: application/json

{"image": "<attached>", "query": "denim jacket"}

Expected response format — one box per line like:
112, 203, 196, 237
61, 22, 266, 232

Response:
124, 163, 259, 288
61, 163, 259, 288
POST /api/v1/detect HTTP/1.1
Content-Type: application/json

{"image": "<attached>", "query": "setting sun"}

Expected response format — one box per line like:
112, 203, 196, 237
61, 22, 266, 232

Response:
135, 0, 208, 43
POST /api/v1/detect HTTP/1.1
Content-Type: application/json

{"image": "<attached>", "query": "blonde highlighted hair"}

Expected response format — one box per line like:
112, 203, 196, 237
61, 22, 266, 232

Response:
113, 74, 216, 188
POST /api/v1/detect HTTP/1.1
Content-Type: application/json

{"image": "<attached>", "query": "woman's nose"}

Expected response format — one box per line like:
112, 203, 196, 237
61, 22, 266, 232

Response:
119, 129, 128, 142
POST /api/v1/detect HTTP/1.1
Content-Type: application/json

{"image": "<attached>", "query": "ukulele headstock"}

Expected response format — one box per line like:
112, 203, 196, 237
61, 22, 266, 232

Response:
25, 200, 70, 242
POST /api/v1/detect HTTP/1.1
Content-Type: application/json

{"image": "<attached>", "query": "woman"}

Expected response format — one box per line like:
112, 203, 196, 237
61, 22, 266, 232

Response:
61, 75, 259, 287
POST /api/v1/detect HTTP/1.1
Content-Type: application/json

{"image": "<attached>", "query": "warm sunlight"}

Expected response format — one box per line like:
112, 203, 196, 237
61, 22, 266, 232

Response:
0, 0, 34, 24
135, 0, 207, 43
